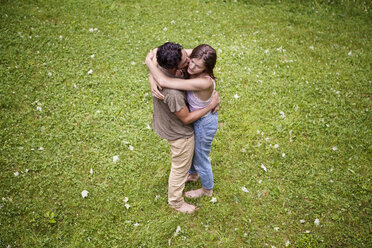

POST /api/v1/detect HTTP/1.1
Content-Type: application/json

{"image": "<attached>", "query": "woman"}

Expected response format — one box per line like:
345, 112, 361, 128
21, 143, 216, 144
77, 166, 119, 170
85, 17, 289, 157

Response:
146, 44, 218, 198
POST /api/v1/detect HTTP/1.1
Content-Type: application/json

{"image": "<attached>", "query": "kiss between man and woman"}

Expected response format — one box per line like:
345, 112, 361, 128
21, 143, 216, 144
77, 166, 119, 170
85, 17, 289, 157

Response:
145, 42, 219, 214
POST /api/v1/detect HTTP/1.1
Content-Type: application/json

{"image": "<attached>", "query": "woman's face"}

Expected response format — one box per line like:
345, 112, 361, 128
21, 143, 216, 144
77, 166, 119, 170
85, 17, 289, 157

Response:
187, 58, 205, 75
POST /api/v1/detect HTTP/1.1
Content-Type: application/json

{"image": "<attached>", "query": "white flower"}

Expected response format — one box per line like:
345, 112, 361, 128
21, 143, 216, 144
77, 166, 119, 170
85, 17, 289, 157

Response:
124, 197, 129, 203
129, 145, 134, 151
14, 171, 19, 177
36, 106, 42, 111
133, 223, 139, 227
131, 61, 136, 66
265, 49, 269, 54
305, 230, 310, 233
285, 240, 290, 247
174, 226, 181, 236
38, 147, 44, 151
90, 168, 93, 175
146, 124, 151, 130
279, 111, 286, 118
81, 190, 89, 198
241, 186, 249, 193
210, 197, 217, 203
258, 180, 262, 184
155, 195, 160, 201
274, 227, 279, 231
163, 27, 167, 31
260, 164, 267, 172
59, 35, 63, 39
332, 146, 337, 151
87, 69, 93, 75
273, 144, 279, 149
309, 45, 314, 50
25, 169, 29, 173
330, 168, 334, 172
89, 28, 94, 32
171, 20, 175, 24
113, 155, 119, 163
234, 94, 239, 99
282, 153, 286, 157
348, 51, 352, 56
125, 203, 130, 209
241, 148, 246, 152
300, 219, 306, 224
90, 54, 95, 58
48, 72, 52, 76
314, 218, 320, 226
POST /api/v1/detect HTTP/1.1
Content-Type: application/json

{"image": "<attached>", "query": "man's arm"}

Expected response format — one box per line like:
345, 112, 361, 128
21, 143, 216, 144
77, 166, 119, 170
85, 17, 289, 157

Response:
174, 91, 220, 125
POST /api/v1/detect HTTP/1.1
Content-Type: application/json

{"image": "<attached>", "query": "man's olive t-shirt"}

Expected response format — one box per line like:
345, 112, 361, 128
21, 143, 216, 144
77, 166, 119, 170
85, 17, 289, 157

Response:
152, 88, 193, 141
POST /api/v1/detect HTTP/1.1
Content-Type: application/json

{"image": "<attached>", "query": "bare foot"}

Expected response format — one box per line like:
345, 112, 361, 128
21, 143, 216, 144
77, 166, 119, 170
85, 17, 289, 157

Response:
185, 188, 213, 198
171, 202, 199, 214
186, 173, 199, 183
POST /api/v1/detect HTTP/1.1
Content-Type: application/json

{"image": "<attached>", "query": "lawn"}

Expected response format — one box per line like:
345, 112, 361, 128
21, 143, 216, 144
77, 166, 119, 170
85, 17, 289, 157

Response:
0, 0, 371, 247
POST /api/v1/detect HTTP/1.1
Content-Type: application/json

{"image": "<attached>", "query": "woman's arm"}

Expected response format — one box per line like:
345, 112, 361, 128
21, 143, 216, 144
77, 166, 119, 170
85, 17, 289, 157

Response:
145, 52, 212, 91
149, 73, 164, 99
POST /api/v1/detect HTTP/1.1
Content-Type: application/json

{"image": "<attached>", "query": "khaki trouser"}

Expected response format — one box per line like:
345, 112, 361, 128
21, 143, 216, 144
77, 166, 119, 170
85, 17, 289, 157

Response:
168, 135, 195, 209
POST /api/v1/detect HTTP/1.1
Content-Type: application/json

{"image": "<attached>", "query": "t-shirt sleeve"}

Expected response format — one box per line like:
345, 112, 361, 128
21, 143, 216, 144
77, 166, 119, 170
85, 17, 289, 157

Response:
164, 93, 186, 113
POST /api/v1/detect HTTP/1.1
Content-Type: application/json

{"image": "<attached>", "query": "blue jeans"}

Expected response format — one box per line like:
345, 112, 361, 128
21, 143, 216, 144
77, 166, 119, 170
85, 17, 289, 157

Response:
189, 112, 218, 190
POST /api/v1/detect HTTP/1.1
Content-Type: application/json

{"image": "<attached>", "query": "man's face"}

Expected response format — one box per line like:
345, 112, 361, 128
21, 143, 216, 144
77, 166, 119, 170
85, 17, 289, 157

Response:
177, 50, 190, 69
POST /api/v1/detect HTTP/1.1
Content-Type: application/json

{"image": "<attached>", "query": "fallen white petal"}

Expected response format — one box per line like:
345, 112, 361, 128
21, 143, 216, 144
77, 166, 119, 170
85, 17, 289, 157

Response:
125, 203, 130, 209
234, 94, 239, 99
129, 145, 134, 151
113, 155, 119, 163
174, 226, 181, 236
305, 230, 310, 233
124, 197, 129, 203
282, 153, 286, 157
90, 168, 93, 175
260, 164, 267, 172
88, 69, 93, 75
38, 147, 44, 151
241, 186, 249, 193
274, 227, 279, 231
210, 197, 217, 203
273, 144, 279, 149
131, 61, 136, 66
81, 190, 89, 198
314, 218, 320, 226
332, 146, 337, 151
348, 51, 352, 56
133, 223, 139, 227
14, 171, 19, 177
285, 240, 290, 247
300, 219, 306, 224
91, 54, 95, 58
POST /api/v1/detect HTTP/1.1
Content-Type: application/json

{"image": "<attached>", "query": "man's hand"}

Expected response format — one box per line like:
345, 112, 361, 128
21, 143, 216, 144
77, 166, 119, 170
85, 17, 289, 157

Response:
209, 91, 220, 114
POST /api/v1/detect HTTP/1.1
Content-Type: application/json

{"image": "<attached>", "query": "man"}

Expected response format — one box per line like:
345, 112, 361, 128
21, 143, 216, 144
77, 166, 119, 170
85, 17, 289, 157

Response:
146, 42, 219, 214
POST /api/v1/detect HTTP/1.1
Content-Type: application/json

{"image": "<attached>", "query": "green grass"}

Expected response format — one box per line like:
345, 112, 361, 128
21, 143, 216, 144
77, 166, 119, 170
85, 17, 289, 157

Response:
0, 0, 371, 247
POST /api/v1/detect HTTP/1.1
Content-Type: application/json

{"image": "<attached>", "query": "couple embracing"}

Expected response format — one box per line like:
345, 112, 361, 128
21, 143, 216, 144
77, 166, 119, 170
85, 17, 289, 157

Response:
145, 42, 219, 214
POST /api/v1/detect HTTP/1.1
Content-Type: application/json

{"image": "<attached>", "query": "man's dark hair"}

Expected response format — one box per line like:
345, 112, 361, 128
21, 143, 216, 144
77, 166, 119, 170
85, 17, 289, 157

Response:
156, 42, 183, 69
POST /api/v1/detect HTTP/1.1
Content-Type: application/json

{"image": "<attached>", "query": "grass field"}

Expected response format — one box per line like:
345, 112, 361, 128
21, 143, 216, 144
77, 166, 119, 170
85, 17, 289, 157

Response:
0, 0, 371, 247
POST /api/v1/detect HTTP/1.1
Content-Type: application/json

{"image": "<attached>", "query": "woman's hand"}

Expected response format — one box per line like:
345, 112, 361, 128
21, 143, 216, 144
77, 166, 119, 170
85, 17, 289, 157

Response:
149, 74, 164, 100
145, 50, 154, 65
